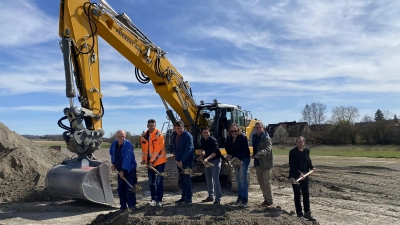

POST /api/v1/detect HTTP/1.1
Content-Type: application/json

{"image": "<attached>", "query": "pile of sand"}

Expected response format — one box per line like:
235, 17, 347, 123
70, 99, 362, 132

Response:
0, 122, 68, 203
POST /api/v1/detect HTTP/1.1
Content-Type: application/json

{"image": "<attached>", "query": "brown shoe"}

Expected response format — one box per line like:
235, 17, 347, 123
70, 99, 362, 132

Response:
201, 197, 214, 202
262, 200, 273, 207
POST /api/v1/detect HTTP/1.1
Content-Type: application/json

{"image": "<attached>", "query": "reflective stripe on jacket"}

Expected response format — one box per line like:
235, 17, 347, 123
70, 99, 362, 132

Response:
141, 128, 166, 167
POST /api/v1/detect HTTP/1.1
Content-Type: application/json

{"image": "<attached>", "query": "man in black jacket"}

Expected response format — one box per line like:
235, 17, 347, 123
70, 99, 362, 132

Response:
198, 127, 223, 204
289, 136, 317, 221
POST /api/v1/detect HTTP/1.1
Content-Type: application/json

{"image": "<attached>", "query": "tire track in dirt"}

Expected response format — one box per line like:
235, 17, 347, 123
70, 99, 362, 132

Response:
312, 197, 400, 225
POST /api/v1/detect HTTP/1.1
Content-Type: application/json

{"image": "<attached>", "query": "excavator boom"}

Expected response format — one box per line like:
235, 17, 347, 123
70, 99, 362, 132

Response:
46, 0, 259, 205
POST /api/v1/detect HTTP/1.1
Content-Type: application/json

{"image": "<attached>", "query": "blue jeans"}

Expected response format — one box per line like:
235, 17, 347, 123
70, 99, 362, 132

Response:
205, 158, 222, 201
148, 163, 165, 202
178, 165, 192, 202
117, 169, 137, 209
234, 157, 250, 202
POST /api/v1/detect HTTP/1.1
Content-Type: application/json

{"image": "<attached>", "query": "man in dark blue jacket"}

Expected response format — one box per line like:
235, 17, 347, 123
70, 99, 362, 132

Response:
171, 120, 194, 204
110, 130, 137, 211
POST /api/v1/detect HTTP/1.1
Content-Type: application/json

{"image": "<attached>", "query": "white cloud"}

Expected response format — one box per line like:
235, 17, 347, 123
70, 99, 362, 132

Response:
0, 0, 58, 47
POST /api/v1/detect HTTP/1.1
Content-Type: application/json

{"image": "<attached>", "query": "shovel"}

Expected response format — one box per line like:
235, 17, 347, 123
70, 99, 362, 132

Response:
291, 170, 314, 185
230, 157, 243, 167
174, 160, 202, 176
181, 167, 202, 177
146, 164, 170, 177
117, 171, 142, 193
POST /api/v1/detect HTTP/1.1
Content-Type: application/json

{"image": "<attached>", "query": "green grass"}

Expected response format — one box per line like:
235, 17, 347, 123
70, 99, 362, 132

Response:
273, 145, 400, 159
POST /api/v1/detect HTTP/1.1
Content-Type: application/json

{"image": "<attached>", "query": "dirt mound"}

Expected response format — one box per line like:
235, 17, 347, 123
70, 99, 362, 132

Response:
90, 204, 315, 225
0, 122, 69, 203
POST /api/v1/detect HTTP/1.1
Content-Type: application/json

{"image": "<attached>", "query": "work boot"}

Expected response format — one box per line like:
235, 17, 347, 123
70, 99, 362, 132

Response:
213, 201, 220, 205
239, 199, 248, 208
239, 202, 248, 208
175, 198, 185, 203
235, 197, 242, 205
304, 211, 316, 221
261, 200, 273, 207
119, 207, 127, 212
201, 196, 214, 203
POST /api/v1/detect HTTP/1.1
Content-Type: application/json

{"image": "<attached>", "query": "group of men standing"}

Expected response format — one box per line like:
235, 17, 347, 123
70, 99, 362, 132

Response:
109, 119, 316, 221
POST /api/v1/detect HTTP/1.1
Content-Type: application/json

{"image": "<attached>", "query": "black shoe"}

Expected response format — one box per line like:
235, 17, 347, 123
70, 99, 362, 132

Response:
175, 198, 185, 203
185, 199, 193, 204
202, 196, 214, 203
235, 197, 242, 205
213, 201, 220, 205
304, 211, 316, 221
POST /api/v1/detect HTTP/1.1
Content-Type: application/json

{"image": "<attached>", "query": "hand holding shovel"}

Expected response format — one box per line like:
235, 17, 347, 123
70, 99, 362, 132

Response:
116, 170, 142, 193
291, 169, 316, 185
146, 164, 170, 177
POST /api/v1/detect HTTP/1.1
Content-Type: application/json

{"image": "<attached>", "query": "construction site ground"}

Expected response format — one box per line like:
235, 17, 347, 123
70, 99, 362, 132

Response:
0, 127, 399, 225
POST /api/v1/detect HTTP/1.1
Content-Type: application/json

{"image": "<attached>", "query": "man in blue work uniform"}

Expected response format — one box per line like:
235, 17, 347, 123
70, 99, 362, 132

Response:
172, 120, 194, 204
110, 130, 137, 211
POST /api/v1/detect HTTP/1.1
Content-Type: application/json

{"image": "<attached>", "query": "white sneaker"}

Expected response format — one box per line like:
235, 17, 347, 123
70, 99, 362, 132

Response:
156, 201, 162, 207
148, 200, 156, 206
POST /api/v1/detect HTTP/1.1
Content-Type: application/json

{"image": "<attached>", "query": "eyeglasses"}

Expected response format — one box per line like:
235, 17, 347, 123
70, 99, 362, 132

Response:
230, 130, 238, 133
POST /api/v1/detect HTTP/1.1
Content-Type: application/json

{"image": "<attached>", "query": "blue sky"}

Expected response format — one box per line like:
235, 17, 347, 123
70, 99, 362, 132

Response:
1, 0, 400, 137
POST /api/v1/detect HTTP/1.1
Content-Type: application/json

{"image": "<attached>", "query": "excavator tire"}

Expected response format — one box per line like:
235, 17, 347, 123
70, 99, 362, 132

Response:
163, 157, 179, 191
45, 157, 116, 206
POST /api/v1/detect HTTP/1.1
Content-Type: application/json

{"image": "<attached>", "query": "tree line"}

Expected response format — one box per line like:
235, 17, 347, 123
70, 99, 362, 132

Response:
301, 103, 400, 145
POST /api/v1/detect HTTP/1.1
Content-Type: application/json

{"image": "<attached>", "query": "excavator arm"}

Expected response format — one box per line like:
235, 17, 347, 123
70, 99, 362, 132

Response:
47, 0, 205, 206
58, 0, 199, 157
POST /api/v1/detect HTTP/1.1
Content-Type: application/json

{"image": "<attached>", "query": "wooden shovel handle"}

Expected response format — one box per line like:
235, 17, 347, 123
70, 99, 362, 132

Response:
296, 170, 314, 182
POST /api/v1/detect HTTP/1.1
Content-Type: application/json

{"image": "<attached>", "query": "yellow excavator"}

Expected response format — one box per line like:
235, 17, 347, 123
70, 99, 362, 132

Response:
46, 0, 260, 206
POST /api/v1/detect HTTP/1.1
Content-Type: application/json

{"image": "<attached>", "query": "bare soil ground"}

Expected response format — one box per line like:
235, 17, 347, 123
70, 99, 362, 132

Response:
1, 123, 399, 225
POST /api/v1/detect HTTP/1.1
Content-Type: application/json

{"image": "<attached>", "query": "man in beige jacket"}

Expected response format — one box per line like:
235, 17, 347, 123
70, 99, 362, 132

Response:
251, 121, 274, 207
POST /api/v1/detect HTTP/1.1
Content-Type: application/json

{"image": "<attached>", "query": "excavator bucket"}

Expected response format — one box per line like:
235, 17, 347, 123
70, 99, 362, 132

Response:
45, 157, 116, 206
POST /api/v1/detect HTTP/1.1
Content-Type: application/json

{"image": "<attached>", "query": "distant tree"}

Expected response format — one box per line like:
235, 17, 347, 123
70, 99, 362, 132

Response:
331, 106, 359, 124
374, 109, 384, 121
301, 104, 313, 125
361, 114, 373, 123
301, 102, 327, 125
329, 106, 360, 145
394, 114, 398, 124
382, 110, 393, 121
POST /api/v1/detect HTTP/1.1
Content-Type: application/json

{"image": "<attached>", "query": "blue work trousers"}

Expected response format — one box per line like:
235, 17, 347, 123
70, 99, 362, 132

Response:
117, 169, 137, 209
205, 158, 222, 201
234, 157, 250, 202
148, 163, 165, 202
178, 165, 192, 202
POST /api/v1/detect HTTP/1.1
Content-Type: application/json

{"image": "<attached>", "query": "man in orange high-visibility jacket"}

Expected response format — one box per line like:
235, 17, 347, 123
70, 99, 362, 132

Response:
141, 119, 167, 207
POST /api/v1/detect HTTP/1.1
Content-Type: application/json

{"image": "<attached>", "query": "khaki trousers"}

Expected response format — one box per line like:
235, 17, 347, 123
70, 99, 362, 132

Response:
255, 166, 273, 203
